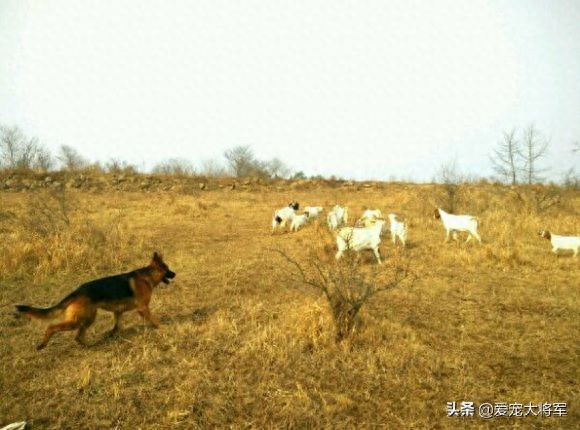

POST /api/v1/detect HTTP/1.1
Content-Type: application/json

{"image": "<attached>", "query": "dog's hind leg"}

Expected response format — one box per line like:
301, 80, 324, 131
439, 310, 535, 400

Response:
38, 319, 83, 350
75, 309, 97, 346
36, 300, 94, 350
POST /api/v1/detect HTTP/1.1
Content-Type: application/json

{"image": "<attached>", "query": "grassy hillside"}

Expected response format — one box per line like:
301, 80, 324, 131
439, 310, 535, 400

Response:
1, 180, 578, 429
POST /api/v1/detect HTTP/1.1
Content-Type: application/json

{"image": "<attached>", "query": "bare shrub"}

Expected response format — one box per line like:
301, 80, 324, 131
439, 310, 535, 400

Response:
104, 158, 139, 174
21, 187, 76, 237
435, 159, 464, 213
275, 250, 411, 342
507, 185, 562, 214
152, 158, 196, 176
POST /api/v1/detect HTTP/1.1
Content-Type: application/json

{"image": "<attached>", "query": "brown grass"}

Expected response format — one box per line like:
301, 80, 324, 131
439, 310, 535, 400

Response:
1, 182, 579, 429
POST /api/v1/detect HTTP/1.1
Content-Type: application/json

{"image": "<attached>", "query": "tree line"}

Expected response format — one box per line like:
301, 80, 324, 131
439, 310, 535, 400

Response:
0, 125, 295, 179
1, 123, 577, 184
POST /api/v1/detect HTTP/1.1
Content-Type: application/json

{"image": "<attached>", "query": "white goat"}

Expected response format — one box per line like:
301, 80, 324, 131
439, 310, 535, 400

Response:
335, 219, 386, 264
434, 208, 481, 244
538, 230, 580, 257
327, 205, 349, 230
290, 212, 310, 232
271, 201, 299, 234
358, 208, 383, 227
388, 213, 407, 247
303, 206, 324, 220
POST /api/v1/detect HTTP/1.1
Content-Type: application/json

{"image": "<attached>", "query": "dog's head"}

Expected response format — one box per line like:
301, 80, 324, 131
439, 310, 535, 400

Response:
289, 201, 299, 210
152, 252, 176, 284
433, 208, 441, 219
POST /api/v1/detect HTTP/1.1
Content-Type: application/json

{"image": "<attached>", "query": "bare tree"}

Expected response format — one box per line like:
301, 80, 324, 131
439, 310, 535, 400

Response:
223, 145, 270, 177
520, 124, 549, 184
265, 157, 291, 178
35, 146, 54, 171
563, 141, 580, 188
0, 125, 51, 171
0, 125, 22, 168
224, 145, 256, 177
490, 129, 520, 185
199, 158, 227, 177
152, 158, 196, 176
58, 145, 88, 171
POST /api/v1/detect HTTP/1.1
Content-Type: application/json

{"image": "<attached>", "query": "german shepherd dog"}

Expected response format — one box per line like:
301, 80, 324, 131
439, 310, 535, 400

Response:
16, 252, 176, 350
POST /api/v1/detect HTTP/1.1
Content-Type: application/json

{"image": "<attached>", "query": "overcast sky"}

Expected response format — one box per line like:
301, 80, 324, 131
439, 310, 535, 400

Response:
1, 0, 579, 181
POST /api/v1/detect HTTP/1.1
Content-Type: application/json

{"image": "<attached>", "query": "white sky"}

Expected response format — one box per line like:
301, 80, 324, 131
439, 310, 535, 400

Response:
1, 0, 579, 181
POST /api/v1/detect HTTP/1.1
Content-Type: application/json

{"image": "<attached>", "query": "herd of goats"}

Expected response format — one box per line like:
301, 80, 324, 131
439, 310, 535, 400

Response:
271, 201, 580, 263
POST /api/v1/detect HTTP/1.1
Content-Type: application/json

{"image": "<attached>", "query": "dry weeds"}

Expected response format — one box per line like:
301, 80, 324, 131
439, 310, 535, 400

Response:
1, 182, 578, 429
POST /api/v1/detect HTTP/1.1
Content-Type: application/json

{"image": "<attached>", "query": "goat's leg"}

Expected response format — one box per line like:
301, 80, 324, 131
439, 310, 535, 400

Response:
373, 247, 382, 265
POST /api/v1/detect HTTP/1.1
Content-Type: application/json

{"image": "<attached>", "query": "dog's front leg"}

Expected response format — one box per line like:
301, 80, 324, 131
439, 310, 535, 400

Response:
137, 306, 160, 328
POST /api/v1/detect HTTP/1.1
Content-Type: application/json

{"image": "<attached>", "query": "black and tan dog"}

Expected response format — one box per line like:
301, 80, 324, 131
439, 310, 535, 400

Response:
16, 252, 176, 350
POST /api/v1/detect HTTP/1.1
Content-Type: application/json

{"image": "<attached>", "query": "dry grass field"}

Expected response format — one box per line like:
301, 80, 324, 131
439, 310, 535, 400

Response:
1, 178, 579, 429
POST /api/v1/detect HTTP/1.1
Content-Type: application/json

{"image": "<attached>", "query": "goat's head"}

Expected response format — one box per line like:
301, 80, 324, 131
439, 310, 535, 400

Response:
538, 230, 551, 240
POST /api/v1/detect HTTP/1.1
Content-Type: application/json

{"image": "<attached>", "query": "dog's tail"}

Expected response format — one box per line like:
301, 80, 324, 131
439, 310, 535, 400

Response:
16, 295, 73, 320
15, 304, 64, 320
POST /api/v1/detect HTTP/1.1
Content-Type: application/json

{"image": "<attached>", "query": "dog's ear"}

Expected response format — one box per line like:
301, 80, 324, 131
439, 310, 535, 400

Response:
153, 251, 163, 261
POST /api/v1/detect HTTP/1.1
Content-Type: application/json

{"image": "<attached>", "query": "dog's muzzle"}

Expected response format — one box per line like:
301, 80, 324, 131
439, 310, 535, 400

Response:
163, 270, 176, 284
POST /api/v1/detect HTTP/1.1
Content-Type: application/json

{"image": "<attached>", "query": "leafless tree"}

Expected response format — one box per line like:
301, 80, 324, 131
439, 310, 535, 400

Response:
563, 141, 580, 188
520, 124, 549, 185
224, 145, 258, 177
223, 145, 272, 177
265, 157, 292, 178
0, 125, 22, 168
199, 158, 227, 177
35, 146, 54, 171
152, 158, 196, 176
58, 145, 88, 171
490, 129, 521, 185
0, 125, 53, 171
